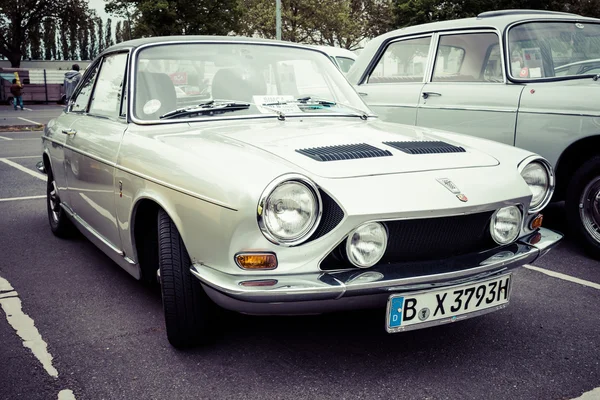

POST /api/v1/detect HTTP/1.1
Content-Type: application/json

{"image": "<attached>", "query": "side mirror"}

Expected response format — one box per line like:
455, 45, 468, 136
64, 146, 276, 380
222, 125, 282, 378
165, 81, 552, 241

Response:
36, 160, 46, 174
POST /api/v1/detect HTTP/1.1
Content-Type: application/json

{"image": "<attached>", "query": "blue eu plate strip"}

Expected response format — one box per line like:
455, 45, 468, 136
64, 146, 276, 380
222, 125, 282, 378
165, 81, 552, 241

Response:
389, 297, 404, 328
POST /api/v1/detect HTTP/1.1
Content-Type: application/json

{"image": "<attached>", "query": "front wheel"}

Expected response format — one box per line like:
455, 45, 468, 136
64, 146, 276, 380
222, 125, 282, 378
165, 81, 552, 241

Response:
566, 156, 600, 260
158, 209, 216, 348
46, 169, 75, 238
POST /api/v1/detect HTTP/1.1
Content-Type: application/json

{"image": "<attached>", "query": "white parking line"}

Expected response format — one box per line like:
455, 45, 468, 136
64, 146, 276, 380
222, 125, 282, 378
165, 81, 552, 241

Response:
0, 195, 45, 202
0, 136, 13, 140
524, 265, 600, 290
17, 117, 42, 125
571, 387, 600, 400
0, 158, 46, 181
5, 155, 40, 159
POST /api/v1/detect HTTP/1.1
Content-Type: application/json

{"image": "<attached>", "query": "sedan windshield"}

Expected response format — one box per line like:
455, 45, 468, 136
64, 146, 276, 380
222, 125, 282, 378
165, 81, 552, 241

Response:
508, 21, 600, 80
133, 42, 371, 121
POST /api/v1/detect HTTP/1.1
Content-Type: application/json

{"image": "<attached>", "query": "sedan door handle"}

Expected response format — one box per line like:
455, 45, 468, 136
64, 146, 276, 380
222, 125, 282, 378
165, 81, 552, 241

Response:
61, 129, 77, 136
422, 92, 442, 99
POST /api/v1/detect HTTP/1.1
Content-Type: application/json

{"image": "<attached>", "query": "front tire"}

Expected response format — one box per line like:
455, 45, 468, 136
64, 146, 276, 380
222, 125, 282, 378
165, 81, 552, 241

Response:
46, 168, 75, 238
158, 209, 215, 348
566, 156, 600, 259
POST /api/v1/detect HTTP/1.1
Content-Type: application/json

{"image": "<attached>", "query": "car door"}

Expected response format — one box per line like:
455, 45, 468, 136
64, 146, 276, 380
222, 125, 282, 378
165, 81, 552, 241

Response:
354, 35, 434, 125
415, 31, 525, 146
63, 51, 129, 252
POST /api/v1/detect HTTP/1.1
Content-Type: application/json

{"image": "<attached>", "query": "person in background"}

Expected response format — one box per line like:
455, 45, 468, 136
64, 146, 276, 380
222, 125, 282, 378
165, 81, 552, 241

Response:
64, 64, 82, 103
10, 79, 24, 111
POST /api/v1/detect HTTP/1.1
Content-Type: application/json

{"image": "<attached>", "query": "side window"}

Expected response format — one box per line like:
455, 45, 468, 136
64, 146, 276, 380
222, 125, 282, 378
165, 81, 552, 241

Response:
368, 36, 432, 83
88, 53, 128, 118
71, 64, 100, 113
433, 33, 502, 82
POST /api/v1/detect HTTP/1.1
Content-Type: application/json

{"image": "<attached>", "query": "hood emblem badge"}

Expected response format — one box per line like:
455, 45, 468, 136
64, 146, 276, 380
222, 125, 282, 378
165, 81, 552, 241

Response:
437, 178, 468, 202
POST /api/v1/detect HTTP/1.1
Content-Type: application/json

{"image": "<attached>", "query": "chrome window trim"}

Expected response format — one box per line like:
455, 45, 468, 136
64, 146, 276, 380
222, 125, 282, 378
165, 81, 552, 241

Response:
428, 28, 507, 84
257, 173, 323, 247
517, 155, 555, 213
126, 40, 374, 126
504, 18, 600, 83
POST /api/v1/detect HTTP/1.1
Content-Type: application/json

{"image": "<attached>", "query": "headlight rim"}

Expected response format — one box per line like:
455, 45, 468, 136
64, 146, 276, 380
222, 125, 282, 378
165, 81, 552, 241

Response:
518, 155, 555, 213
345, 221, 389, 268
489, 205, 523, 245
257, 174, 323, 247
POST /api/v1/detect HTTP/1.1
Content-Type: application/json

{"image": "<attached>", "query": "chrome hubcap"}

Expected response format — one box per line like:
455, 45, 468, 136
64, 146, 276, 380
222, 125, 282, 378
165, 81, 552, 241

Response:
49, 180, 60, 223
579, 176, 600, 243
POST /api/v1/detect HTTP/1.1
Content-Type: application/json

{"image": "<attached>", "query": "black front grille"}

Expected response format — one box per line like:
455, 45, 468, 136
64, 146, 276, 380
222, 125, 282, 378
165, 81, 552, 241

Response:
296, 143, 392, 162
307, 190, 345, 242
383, 141, 466, 154
320, 211, 496, 271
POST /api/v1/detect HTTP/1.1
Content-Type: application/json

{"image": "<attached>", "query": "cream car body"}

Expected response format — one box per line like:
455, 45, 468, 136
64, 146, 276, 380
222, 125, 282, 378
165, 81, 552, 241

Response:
41, 36, 561, 347
348, 9, 600, 258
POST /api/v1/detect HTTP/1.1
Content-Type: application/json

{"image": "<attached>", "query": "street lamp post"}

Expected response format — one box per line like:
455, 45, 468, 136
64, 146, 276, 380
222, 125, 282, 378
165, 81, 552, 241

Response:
276, 0, 281, 40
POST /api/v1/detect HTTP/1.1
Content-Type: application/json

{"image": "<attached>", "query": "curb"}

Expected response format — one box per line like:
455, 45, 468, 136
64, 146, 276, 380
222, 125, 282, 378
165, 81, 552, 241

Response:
0, 125, 44, 132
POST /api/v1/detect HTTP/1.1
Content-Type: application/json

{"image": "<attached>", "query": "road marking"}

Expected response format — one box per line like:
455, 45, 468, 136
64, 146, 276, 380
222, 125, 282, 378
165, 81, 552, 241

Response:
0, 195, 45, 202
571, 387, 600, 399
58, 389, 76, 400
0, 136, 13, 140
524, 265, 600, 290
5, 155, 41, 159
18, 117, 42, 125
0, 158, 46, 181
23, 107, 33, 111
0, 275, 58, 377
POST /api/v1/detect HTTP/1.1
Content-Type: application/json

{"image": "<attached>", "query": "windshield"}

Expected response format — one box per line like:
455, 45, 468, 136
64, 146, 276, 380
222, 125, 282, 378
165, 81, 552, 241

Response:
133, 43, 371, 121
335, 56, 355, 73
508, 21, 600, 80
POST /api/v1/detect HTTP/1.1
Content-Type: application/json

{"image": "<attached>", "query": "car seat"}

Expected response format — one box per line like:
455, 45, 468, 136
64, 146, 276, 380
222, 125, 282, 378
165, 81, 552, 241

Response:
135, 71, 177, 120
211, 68, 266, 103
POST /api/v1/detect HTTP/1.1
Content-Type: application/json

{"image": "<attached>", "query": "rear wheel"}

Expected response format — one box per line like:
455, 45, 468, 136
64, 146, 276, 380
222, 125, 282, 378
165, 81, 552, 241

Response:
158, 209, 216, 348
46, 168, 75, 238
566, 156, 600, 260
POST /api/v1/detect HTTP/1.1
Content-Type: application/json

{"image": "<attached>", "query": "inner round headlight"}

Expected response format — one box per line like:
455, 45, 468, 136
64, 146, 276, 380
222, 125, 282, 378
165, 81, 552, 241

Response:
490, 206, 522, 245
520, 161, 550, 210
260, 180, 320, 245
346, 222, 388, 268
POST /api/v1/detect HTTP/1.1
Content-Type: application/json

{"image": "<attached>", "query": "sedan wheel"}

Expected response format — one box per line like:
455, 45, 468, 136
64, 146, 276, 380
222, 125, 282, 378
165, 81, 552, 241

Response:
157, 209, 216, 348
567, 156, 600, 259
46, 169, 75, 238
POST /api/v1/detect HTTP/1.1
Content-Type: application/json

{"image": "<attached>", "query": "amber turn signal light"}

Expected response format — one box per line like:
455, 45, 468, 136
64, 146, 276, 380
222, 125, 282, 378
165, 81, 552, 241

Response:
235, 253, 278, 270
530, 214, 543, 230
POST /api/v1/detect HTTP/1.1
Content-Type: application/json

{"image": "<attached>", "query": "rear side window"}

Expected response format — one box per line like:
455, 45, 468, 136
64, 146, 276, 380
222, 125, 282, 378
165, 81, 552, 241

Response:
433, 33, 502, 82
71, 65, 99, 113
368, 36, 432, 83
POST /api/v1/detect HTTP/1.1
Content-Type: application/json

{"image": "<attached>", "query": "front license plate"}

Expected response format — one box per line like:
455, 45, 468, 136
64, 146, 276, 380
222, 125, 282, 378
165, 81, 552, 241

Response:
386, 274, 511, 333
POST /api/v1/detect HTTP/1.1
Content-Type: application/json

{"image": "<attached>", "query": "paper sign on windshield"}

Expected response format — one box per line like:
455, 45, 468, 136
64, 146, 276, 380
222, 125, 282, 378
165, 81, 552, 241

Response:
253, 95, 301, 114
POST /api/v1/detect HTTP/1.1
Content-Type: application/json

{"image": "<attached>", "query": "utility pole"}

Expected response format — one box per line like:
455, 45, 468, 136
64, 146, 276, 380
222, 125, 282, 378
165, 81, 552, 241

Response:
276, 0, 281, 40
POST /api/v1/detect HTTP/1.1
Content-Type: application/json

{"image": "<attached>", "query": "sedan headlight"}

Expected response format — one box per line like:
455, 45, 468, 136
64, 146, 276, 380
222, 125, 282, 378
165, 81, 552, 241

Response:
490, 206, 522, 245
258, 175, 322, 246
346, 222, 388, 268
519, 157, 554, 212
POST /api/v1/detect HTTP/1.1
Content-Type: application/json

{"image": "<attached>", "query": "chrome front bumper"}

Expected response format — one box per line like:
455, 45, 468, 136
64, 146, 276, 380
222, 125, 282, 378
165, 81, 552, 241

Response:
191, 228, 562, 314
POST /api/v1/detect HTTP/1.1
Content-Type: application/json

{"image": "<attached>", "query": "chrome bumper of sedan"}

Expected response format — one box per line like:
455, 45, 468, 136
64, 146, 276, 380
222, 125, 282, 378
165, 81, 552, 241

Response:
191, 228, 562, 315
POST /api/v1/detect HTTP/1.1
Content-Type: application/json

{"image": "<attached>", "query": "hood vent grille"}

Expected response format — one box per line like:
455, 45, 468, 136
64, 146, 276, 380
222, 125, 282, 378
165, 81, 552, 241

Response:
383, 141, 466, 154
296, 143, 392, 162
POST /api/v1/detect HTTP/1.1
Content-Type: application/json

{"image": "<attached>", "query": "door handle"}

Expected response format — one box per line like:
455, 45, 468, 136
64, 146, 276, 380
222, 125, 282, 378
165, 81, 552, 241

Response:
422, 92, 442, 99
61, 129, 77, 136
358, 92, 368, 97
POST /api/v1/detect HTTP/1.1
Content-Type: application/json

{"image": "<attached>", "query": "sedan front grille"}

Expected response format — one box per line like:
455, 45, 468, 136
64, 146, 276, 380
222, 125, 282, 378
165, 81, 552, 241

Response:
320, 211, 496, 271
383, 141, 466, 154
296, 143, 392, 162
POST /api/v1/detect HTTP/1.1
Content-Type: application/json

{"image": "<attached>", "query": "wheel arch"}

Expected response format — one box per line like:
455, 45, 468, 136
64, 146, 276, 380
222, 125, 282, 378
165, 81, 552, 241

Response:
554, 134, 600, 201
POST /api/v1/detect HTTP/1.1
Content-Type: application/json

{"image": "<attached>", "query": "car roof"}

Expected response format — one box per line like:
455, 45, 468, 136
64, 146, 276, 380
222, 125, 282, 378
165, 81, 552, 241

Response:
102, 35, 316, 54
347, 9, 600, 83
307, 45, 357, 59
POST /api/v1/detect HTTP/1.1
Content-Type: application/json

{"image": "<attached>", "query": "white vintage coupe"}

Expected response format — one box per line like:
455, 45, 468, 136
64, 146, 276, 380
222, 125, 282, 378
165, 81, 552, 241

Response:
40, 36, 562, 347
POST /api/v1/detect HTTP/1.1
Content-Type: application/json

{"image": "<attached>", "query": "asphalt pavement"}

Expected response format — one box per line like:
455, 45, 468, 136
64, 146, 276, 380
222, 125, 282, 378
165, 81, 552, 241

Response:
0, 131, 599, 400
0, 104, 64, 130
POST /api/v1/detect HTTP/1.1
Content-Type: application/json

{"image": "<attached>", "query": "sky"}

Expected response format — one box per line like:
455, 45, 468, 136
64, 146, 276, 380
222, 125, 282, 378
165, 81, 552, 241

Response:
88, 0, 119, 38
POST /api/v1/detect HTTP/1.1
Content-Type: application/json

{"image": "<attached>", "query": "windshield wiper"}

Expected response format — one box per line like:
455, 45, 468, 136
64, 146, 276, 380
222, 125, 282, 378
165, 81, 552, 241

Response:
159, 100, 251, 119
295, 97, 369, 120
594, 74, 600, 81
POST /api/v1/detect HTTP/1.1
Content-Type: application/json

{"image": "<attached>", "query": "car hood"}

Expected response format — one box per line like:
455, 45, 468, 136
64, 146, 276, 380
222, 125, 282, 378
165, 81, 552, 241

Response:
210, 118, 499, 179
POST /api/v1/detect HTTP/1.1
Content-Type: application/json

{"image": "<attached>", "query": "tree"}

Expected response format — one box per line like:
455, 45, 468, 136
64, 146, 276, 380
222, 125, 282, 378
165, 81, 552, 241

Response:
115, 20, 123, 43
78, 19, 90, 60
105, 18, 114, 48
122, 20, 132, 41
88, 12, 98, 59
96, 17, 105, 53
29, 25, 42, 60
43, 20, 56, 60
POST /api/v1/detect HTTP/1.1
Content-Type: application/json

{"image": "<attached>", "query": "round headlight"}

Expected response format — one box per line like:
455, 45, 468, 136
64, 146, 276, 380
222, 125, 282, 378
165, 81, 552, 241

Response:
259, 179, 320, 245
346, 222, 388, 268
490, 206, 522, 245
520, 160, 552, 211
